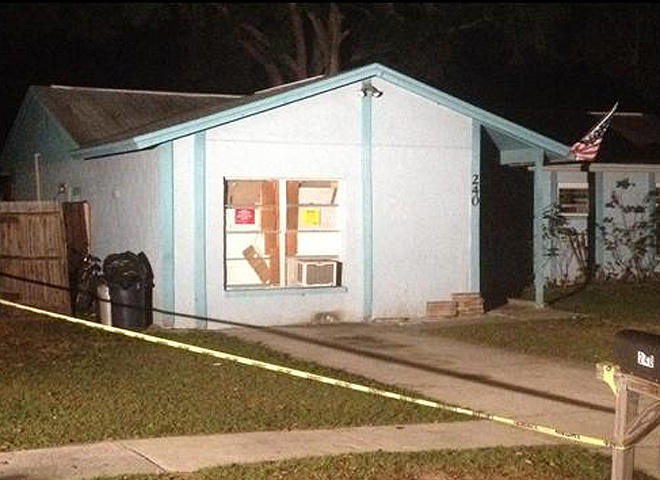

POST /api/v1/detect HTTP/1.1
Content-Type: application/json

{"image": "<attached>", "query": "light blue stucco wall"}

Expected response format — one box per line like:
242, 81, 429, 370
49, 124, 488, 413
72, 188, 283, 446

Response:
202, 84, 364, 327
39, 148, 165, 317
2, 90, 169, 325
187, 79, 479, 326
1, 90, 77, 200
8, 130, 169, 324
170, 134, 208, 328
370, 78, 473, 318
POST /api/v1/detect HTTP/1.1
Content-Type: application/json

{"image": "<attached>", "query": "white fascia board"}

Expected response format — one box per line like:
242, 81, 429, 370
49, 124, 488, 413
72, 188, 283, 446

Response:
589, 163, 660, 173
535, 163, 660, 173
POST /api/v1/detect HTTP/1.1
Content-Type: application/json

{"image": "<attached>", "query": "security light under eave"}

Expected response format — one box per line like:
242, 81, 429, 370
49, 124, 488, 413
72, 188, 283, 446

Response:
361, 84, 383, 98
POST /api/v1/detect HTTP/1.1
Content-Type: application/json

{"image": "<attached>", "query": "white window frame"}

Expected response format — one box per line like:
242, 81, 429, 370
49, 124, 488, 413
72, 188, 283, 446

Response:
224, 177, 342, 290
558, 182, 589, 216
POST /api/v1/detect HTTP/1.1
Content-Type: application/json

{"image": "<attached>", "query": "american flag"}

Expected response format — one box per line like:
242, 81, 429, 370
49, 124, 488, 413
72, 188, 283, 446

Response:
569, 102, 619, 162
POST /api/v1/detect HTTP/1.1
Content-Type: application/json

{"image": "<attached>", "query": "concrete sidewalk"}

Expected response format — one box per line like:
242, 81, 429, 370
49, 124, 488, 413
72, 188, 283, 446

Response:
0, 421, 563, 480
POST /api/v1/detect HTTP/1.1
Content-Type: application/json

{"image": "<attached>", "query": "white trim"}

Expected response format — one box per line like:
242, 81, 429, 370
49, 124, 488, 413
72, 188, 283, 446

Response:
278, 182, 287, 286
589, 164, 660, 173
535, 164, 660, 173
558, 182, 588, 189
587, 111, 644, 117
530, 164, 583, 172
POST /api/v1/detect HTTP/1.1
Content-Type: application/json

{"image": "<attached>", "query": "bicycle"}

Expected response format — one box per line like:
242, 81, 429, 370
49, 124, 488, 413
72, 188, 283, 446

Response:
72, 252, 103, 318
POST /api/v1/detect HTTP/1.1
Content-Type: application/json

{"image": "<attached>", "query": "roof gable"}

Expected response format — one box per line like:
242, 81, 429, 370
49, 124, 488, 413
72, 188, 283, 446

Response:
21, 63, 572, 160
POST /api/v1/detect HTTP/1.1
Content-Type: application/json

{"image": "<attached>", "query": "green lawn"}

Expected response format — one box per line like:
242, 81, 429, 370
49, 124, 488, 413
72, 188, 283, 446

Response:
434, 281, 660, 365
91, 445, 655, 480
0, 309, 464, 451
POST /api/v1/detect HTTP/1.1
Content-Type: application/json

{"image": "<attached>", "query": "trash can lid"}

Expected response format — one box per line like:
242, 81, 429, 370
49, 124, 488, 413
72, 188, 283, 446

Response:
103, 251, 148, 288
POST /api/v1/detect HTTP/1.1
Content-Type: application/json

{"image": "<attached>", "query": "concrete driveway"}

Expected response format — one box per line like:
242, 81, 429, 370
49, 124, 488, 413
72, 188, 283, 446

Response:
224, 304, 660, 478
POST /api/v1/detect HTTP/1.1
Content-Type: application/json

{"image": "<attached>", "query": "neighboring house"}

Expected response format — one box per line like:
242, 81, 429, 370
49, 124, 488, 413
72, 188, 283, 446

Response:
544, 162, 660, 285
0, 63, 576, 327
516, 110, 660, 285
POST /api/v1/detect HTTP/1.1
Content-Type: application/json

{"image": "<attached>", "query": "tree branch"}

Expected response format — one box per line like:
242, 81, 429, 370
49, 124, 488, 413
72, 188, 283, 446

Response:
288, 3, 307, 78
239, 23, 284, 85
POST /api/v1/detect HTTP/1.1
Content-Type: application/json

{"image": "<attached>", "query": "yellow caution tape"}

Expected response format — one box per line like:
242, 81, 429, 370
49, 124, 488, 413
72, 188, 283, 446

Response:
0, 299, 616, 449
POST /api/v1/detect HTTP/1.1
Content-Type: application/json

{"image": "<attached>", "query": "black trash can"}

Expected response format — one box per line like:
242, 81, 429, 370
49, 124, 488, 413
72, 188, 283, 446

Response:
103, 251, 154, 330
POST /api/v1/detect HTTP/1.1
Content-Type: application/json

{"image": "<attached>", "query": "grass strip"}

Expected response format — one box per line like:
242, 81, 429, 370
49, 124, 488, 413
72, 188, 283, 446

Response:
434, 281, 660, 365
90, 445, 657, 480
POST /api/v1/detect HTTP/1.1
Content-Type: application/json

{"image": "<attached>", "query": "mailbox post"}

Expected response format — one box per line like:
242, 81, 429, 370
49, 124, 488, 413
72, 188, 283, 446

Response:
601, 329, 660, 480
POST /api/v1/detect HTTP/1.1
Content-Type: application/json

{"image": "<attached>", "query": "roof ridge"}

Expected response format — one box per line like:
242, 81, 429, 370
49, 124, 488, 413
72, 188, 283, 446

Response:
46, 84, 243, 99
254, 74, 325, 94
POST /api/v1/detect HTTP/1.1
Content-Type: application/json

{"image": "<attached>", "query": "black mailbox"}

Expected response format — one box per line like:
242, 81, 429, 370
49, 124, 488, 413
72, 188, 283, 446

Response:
614, 329, 660, 383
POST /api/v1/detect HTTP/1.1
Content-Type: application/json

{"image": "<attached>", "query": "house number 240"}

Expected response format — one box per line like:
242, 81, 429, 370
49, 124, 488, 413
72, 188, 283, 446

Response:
471, 174, 480, 206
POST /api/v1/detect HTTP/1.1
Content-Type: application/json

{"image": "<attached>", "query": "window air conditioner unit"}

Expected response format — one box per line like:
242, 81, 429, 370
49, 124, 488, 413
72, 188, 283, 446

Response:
294, 259, 339, 287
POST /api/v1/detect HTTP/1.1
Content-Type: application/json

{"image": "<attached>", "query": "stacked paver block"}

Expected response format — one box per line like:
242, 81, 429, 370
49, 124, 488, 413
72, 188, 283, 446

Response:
426, 301, 458, 318
451, 292, 484, 316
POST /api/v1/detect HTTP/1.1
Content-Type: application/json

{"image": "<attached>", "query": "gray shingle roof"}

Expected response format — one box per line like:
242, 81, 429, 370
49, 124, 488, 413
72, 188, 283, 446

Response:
34, 85, 244, 148
33, 75, 328, 150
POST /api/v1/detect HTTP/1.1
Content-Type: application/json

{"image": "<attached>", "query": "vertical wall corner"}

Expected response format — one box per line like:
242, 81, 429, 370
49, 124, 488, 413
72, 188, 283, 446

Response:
158, 141, 175, 327
469, 122, 481, 293
532, 150, 547, 307
360, 80, 375, 321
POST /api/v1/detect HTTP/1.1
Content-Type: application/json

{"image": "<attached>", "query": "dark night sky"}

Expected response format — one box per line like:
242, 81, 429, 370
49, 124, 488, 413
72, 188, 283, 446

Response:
2, 3, 660, 148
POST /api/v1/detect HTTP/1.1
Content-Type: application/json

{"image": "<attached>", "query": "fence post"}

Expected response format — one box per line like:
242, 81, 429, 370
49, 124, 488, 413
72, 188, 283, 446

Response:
612, 376, 638, 480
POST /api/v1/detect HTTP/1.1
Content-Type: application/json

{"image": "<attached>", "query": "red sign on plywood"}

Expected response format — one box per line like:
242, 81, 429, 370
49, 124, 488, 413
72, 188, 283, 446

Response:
235, 208, 256, 225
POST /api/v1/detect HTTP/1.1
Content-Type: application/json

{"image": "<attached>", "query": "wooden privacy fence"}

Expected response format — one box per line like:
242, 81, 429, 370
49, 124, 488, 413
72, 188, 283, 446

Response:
0, 201, 70, 313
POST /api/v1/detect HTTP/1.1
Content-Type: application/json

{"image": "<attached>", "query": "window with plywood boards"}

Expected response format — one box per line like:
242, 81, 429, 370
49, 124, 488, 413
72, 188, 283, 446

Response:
224, 178, 341, 289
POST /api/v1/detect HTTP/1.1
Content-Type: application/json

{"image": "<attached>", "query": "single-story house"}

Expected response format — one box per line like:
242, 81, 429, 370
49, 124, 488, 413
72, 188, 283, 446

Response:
2, 63, 627, 327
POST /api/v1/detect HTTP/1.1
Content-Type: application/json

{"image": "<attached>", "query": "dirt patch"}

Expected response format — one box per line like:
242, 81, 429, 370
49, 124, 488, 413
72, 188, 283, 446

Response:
485, 299, 582, 322
416, 471, 457, 480
332, 334, 407, 349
